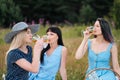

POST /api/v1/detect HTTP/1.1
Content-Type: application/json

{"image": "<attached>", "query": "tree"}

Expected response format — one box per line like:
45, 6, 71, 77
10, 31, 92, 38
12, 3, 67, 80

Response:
13, 0, 82, 24
79, 4, 96, 24
1, 0, 115, 27
89, 0, 114, 17
0, 0, 22, 28
110, 0, 120, 29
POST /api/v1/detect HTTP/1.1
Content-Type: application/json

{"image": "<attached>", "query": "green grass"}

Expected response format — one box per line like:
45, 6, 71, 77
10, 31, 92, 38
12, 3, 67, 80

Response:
0, 25, 120, 80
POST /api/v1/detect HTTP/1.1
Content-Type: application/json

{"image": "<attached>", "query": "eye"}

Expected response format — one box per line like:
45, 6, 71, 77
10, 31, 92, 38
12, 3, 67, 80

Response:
27, 30, 31, 34
51, 33, 54, 35
96, 25, 100, 27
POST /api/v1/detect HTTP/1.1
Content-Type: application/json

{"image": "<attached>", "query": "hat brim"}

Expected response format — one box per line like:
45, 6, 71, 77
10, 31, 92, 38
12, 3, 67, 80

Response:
28, 24, 40, 34
4, 24, 40, 43
4, 31, 21, 43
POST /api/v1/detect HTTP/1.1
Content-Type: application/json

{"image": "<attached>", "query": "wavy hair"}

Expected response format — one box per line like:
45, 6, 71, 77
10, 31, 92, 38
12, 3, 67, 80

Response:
95, 18, 114, 43
5, 29, 27, 64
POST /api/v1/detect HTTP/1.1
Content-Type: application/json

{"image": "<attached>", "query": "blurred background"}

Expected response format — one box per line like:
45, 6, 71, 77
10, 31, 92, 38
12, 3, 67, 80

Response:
0, 0, 120, 80
0, 0, 120, 29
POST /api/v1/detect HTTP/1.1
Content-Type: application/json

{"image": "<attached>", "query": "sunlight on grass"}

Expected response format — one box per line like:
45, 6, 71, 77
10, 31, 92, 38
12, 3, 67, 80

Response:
0, 26, 120, 80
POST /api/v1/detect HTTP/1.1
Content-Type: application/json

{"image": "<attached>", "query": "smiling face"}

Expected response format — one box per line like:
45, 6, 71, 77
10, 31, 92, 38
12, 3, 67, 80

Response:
93, 21, 102, 36
47, 31, 58, 44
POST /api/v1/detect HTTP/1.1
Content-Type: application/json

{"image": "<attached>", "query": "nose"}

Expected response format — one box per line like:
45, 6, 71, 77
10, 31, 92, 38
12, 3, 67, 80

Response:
47, 35, 50, 39
30, 33, 33, 37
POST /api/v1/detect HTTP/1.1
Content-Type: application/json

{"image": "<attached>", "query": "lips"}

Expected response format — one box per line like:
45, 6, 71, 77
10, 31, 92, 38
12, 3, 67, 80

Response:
30, 38, 32, 40
48, 39, 50, 43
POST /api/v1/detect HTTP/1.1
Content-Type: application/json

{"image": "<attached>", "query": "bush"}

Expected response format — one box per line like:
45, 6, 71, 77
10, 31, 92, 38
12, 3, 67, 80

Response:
79, 5, 97, 24
110, 0, 120, 29
0, 0, 22, 28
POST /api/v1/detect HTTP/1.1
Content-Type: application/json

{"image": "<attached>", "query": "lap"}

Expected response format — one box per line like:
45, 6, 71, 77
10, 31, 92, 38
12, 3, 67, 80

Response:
86, 69, 116, 80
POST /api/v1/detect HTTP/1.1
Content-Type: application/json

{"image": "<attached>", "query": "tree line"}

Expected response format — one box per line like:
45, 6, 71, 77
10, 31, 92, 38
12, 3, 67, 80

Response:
0, 0, 120, 29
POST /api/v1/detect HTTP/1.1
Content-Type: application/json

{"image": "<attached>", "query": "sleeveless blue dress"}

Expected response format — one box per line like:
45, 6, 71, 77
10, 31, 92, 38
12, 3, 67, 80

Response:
86, 40, 116, 80
29, 45, 63, 80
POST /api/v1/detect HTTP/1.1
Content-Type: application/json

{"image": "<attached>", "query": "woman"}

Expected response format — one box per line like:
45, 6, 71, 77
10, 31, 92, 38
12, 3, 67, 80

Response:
29, 26, 67, 80
75, 18, 120, 80
4, 22, 44, 80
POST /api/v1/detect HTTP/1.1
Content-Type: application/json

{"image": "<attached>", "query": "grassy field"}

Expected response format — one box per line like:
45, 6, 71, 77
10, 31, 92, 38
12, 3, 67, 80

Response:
0, 25, 120, 80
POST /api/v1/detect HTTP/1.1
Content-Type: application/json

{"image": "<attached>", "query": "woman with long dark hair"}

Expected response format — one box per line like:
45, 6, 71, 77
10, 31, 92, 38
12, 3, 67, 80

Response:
29, 26, 67, 80
75, 18, 120, 80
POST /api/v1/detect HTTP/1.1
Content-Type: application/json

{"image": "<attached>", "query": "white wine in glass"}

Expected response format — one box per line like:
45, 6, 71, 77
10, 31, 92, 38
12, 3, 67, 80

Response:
32, 34, 49, 48
32, 34, 40, 43
42, 35, 49, 43
81, 26, 94, 36
88, 26, 94, 33
42, 35, 49, 48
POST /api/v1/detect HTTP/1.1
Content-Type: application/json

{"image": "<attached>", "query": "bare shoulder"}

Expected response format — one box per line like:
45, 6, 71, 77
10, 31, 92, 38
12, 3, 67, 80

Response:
61, 46, 68, 55
111, 43, 117, 49
62, 46, 67, 52
111, 43, 117, 52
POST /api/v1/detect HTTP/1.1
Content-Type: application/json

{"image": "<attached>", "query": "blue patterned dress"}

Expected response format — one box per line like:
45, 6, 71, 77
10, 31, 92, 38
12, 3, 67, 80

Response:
29, 45, 63, 80
86, 40, 116, 80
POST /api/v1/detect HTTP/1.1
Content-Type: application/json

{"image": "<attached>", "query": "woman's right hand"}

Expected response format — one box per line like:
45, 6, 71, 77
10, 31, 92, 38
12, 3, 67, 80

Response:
83, 27, 93, 39
34, 38, 44, 54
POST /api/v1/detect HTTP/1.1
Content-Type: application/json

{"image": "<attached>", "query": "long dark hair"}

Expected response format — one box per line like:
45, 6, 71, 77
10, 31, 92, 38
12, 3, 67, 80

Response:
40, 26, 64, 63
95, 18, 114, 43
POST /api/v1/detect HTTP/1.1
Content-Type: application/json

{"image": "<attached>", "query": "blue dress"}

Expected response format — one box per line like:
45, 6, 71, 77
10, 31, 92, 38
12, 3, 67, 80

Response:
29, 45, 63, 80
86, 40, 116, 80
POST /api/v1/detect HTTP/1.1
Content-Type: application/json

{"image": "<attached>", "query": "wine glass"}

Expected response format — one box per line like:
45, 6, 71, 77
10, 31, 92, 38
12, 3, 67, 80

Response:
32, 34, 49, 48
81, 26, 94, 36
42, 35, 49, 43
42, 35, 49, 48
32, 34, 40, 43
88, 26, 94, 33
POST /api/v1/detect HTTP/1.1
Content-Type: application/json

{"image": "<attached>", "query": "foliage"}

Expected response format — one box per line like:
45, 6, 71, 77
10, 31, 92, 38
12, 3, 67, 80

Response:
0, 0, 22, 28
109, 0, 120, 29
86, 0, 114, 17
0, 26, 120, 80
79, 4, 96, 24
0, 0, 116, 28
12, 0, 113, 24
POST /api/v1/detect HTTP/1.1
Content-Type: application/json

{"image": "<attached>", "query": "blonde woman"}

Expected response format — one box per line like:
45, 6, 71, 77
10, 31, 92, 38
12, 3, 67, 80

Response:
4, 22, 43, 80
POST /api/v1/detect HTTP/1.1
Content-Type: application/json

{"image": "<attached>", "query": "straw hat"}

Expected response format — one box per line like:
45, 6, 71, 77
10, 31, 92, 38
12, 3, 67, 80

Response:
4, 22, 40, 43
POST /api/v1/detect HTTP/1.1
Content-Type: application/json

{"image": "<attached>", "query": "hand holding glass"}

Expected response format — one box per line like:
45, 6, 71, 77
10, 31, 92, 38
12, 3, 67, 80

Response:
88, 26, 94, 33
42, 35, 49, 48
81, 26, 94, 36
32, 34, 49, 48
32, 34, 40, 43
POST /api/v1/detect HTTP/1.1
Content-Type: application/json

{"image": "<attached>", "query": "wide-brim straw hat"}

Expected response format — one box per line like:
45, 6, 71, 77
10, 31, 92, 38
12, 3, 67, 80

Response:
4, 22, 40, 43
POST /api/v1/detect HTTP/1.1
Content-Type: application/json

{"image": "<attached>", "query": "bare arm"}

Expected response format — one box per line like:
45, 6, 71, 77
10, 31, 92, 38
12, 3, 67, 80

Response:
60, 46, 67, 80
16, 39, 43, 73
111, 43, 120, 75
75, 37, 88, 59
75, 27, 93, 60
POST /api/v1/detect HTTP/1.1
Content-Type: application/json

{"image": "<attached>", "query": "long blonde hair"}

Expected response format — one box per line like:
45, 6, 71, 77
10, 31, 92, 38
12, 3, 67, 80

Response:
5, 29, 27, 63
